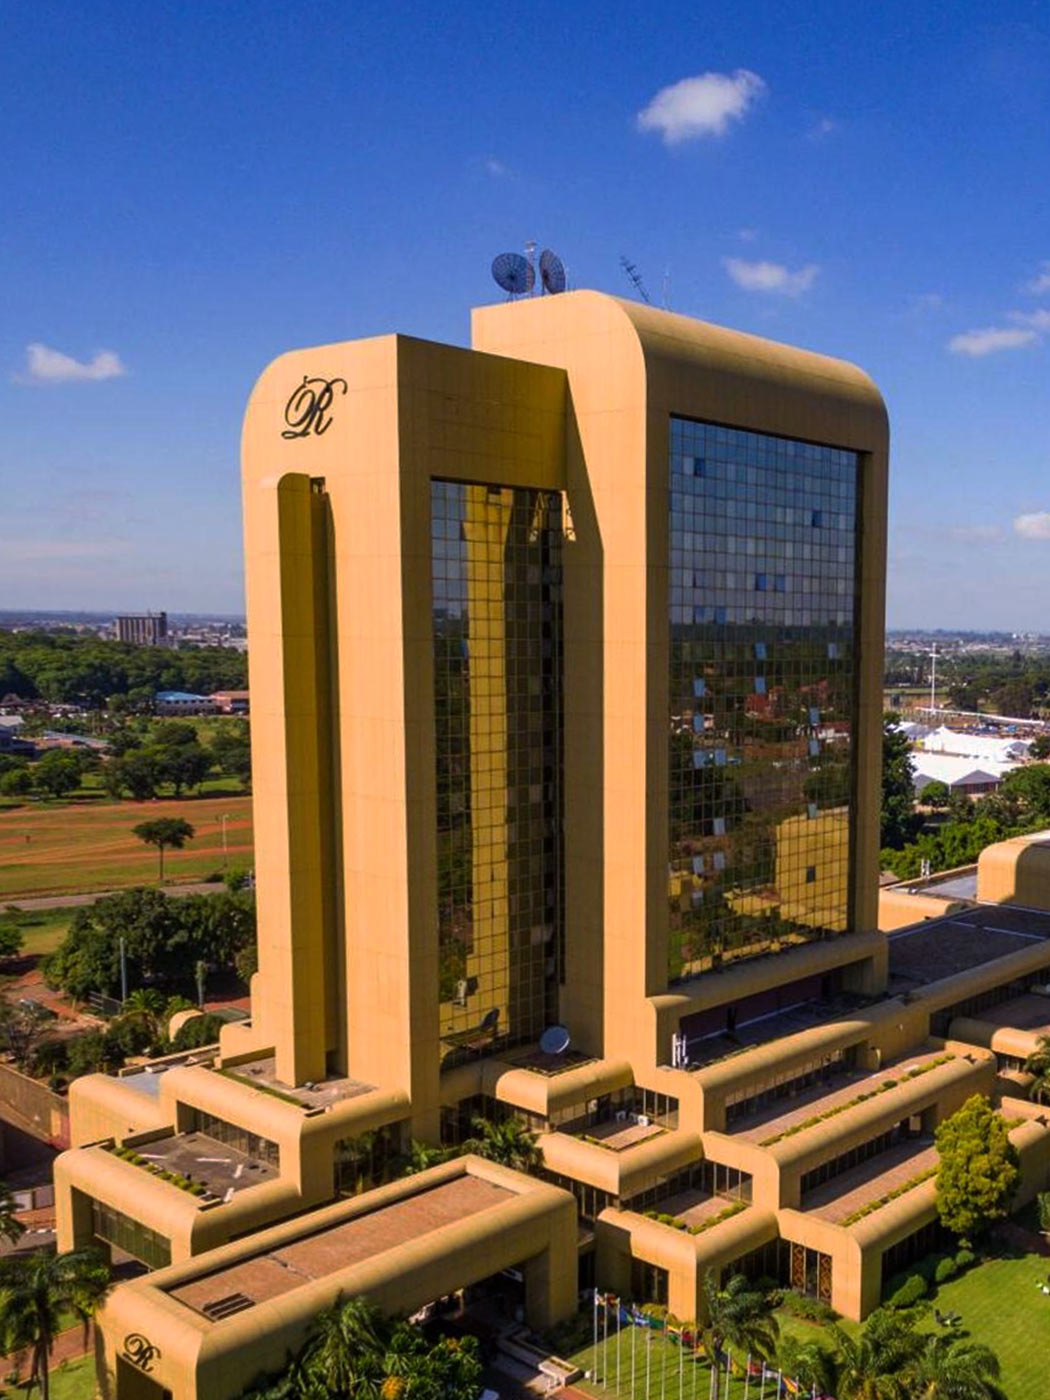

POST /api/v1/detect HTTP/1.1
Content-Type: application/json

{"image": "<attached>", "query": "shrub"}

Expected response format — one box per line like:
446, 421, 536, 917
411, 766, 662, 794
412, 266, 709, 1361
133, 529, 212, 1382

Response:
934, 1256, 958, 1284
779, 1291, 839, 1323
172, 1012, 226, 1050
954, 1247, 976, 1271
885, 1274, 927, 1308
1037, 1191, 1050, 1232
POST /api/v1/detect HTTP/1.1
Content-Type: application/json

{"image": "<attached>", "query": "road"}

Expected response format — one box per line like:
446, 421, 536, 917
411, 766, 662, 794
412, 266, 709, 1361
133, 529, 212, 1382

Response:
7, 882, 232, 912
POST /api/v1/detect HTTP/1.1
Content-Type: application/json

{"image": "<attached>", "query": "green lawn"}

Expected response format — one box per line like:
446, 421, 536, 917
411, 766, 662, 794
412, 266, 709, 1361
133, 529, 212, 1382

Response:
0, 906, 75, 957
560, 1244, 1048, 1400
1, 1353, 95, 1399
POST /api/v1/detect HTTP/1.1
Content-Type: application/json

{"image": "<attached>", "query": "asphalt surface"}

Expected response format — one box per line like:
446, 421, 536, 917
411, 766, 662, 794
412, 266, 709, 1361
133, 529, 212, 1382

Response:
7, 882, 229, 911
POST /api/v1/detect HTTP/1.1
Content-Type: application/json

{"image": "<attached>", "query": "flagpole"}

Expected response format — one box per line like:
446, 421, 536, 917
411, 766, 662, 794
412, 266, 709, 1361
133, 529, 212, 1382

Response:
723, 1349, 731, 1400
603, 1295, 609, 1385
678, 1328, 684, 1400
661, 1329, 667, 1400
616, 1298, 621, 1394
759, 1362, 767, 1400
593, 1289, 599, 1382
743, 1354, 751, 1400
631, 1312, 636, 1399
647, 1328, 652, 1400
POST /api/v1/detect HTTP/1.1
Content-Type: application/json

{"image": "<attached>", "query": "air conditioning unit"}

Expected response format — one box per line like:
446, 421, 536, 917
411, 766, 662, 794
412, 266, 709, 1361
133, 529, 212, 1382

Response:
615, 1110, 627, 1123
636, 1115, 650, 1127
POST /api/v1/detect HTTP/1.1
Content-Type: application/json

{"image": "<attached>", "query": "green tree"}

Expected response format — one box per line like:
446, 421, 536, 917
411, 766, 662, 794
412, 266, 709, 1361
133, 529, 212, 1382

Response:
935, 1095, 1019, 1243
0, 919, 25, 961
776, 1336, 837, 1397
114, 749, 159, 799
1030, 734, 1050, 760
0, 1247, 110, 1400
132, 816, 195, 881
0, 1185, 25, 1248
830, 1308, 920, 1400
463, 1115, 542, 1172
301, 1294, 384, 1395
1024, 1034, 1050, 1105
907, 1332, 1004, 1400
31, 751, 83, 800
997, 763, 1050, 823
0, 766, 33, 797
881, 716, 918, 850
919, 779, 950, 809
210, 721, 252, 788
698, 1269, 778, 1366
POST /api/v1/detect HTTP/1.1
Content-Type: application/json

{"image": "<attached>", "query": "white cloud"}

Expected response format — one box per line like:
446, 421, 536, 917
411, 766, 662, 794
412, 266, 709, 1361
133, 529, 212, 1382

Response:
637, 69, 766, 144
17, 343, 127, 384
947, 326, 1038, 357
809, 116, 837, 140
485, 157, 508, 177
1025, 262, 1050, 295
1009, 308, 1050, 330
723, 257, 819, 296
1014, 512, 1050, 540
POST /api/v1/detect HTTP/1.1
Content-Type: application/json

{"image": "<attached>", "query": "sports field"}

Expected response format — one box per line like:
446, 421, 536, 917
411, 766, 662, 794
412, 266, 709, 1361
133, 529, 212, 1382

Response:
0, 795, 254, 899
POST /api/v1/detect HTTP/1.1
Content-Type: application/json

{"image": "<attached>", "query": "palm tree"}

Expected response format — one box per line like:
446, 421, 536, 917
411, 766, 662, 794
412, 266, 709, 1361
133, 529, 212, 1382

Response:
0, 1185, 25, 1249
830, 1309, 921, 1400
401, 1139, 451, 1176
299, 1293, 387, 1396
0, 1247, 110, 1400
1024, 1034, 1050, 1104
698, 1269, 778, 1366
906, 1334, 1005, 1400
463, 1115, 542, 1172
777, 1335, 838, 1396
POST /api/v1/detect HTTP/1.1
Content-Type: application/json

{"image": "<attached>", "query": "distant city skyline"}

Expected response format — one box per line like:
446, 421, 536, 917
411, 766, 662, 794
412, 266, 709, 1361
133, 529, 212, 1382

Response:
2, 2, 1049, 627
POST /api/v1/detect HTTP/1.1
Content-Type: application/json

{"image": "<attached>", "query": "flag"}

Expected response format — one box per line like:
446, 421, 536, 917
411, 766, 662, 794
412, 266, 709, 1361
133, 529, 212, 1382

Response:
783, 1377, 800, 1396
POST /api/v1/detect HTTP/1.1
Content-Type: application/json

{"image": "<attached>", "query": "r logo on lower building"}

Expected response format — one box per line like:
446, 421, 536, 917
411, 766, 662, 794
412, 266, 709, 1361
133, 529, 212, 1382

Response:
123, 1333, 161, 1374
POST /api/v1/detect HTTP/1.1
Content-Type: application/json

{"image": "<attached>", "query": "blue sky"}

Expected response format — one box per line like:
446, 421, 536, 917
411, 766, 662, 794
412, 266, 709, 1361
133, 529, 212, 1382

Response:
2, 0, 1050, 628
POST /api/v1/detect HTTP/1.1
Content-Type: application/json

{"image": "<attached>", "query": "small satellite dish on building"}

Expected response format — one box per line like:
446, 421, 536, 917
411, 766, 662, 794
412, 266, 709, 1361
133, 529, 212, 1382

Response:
539, 1024, 571, 1056
539, 249, 566, 295
491, 252, 535, 298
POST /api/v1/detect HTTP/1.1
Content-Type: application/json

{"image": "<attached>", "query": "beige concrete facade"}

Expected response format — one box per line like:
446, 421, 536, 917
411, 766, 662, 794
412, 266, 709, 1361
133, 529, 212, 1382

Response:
54, 295, 1050, 1399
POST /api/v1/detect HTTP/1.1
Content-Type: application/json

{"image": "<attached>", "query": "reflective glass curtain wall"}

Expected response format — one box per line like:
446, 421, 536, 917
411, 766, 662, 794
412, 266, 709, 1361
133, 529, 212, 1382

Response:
432, 481, 563, 1056
668, 417, 860, 984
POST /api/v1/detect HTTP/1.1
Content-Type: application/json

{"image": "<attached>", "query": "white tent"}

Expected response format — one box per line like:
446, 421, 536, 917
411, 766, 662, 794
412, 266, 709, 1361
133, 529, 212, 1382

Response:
912, 751, 1016, 794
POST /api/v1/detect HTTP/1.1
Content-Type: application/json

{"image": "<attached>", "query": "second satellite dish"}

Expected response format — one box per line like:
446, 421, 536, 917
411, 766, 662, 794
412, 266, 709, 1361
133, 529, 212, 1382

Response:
539, 249, 566, 295
492, 253, 535, 298
539, 1024, 571, 1056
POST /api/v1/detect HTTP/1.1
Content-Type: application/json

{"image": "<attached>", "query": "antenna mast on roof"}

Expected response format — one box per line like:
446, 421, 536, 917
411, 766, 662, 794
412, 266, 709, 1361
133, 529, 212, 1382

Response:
620, 255, 651, 304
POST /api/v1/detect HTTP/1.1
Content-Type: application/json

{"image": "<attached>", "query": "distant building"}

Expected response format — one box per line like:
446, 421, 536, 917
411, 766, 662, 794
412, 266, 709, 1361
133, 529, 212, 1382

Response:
155, 690, 217, 716
209, 690, 249, 714
115, 611, 168, 646
912, 750, 1015, 796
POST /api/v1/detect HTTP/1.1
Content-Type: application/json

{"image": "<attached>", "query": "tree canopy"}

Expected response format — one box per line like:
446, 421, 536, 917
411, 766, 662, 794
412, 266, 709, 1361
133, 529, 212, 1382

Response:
0, 629, 245, 707
881, 716, 918, 850
43, 886, 256, 1000
935, 1095, 1019, 1243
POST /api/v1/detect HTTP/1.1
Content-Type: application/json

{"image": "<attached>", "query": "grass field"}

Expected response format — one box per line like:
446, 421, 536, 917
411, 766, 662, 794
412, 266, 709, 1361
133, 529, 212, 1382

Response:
564, 1243, 1048, 1400
0, 794, 253, 898
0, 906, 75, 956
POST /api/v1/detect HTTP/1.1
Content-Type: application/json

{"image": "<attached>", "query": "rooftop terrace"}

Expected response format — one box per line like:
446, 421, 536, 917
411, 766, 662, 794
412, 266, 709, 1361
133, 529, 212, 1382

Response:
730, 1050, 955, 1145
118, 1131, 278, 1202
801, 1137, 937, 1225
219, 1056, 374, 1111
888, 905, 1050, 989
686, 994, 874, 1070
168, 1174, 511, 1319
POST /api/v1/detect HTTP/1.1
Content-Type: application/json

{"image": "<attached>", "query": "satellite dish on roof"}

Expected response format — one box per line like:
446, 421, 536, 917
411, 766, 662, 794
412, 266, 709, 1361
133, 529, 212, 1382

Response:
492, 252, 535, 298
539, 1024, 571, 1056
539, 249, 566, 295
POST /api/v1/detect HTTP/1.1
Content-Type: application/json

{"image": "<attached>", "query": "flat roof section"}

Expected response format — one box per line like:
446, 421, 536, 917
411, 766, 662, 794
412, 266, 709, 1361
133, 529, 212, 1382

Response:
219, 1055, 374, 1110
730, 1050, 949, 1144
802, 1137, 937, 1225
169, 1174, 512, 1318
132, 1132, 278, 1201
979, 992, 1050, 1034
687, 994, 874, 1069
888, 905, 1050, 988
